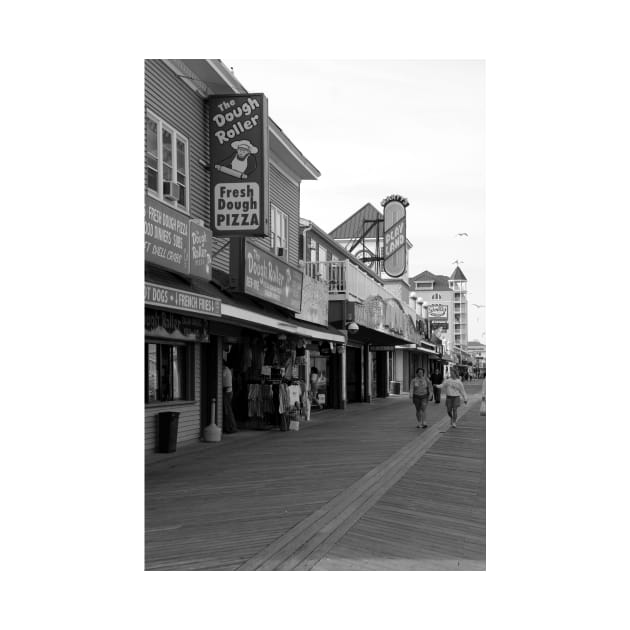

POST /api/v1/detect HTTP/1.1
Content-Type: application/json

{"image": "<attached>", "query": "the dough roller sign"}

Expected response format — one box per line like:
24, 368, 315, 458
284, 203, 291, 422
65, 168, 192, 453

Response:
382, 194, 408, 278
208, 93, 269, 237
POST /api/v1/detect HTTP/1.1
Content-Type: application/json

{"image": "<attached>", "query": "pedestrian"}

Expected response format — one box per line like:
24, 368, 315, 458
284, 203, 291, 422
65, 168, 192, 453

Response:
409, 367, 433, 428
222, 361, 239, 433
434, 368, 468, 428
430, 367, 443, 404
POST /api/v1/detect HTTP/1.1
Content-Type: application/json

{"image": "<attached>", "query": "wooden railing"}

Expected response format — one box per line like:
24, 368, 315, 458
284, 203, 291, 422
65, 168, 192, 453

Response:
303, 260, 418, 321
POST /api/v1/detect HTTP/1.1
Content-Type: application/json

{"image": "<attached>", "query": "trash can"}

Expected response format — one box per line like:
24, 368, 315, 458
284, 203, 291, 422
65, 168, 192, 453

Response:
157, 411, 180, 453
390, 381, 401, 395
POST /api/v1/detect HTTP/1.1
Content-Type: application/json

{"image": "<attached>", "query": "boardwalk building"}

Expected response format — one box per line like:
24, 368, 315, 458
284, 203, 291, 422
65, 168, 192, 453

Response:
145, 59, 344, 452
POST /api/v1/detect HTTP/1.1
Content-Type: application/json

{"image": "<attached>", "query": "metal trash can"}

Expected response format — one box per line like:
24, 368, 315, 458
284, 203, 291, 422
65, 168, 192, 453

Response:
390, 381, 401, 395
157, 411, 180, 453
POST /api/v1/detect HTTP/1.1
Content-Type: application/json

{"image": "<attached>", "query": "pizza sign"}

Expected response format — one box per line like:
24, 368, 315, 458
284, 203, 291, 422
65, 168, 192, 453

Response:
208, 94, 269, 237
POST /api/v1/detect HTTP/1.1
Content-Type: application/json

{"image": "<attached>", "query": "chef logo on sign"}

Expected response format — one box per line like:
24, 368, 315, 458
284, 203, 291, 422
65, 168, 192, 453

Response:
216, 140, 258, 180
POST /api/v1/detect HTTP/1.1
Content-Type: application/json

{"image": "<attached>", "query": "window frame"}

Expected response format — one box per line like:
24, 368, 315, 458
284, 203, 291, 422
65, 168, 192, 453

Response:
269, 204, 288, 260
145, 110, 190, 215
145, 340, 195, 405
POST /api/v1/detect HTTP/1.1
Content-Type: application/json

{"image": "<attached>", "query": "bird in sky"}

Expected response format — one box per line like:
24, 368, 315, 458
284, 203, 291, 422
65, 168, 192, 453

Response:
472, 304, 485, 308
456, 232, 469, 236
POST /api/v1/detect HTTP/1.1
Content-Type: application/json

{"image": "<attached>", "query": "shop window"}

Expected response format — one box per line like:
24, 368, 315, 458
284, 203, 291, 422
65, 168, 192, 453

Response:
270, 205, 288, 259
145, 111, 189, 213
145, 342, 193, 403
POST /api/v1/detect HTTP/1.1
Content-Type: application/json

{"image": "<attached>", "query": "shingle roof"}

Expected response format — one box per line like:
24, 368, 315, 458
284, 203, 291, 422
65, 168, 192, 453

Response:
450, 265, 467, 281
329, 203, 382, 240
410, 270, 452, 292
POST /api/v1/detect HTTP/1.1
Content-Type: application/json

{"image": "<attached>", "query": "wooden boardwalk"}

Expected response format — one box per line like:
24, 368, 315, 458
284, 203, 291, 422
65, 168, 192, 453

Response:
312, 401, 486, 570
145, 384, 485, 570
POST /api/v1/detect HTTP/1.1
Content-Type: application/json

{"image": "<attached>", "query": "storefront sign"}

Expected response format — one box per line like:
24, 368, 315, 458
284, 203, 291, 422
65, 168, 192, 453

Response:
144, 282, 221, 318
428, 303, 448, 319
189, 221, 213, 281
430, 319, 449, 340
382, 194, 408, 278
209, 94, 269, 237
242, 242, 303, 313
295, 272, 329, 326
145, 196, 190, 274
145, 308, 210, 340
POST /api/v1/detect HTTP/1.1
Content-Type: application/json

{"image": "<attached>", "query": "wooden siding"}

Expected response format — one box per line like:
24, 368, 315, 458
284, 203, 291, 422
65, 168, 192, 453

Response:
144, 60, 209, 227
270, 163, 300, 267
144, 343, 201, 452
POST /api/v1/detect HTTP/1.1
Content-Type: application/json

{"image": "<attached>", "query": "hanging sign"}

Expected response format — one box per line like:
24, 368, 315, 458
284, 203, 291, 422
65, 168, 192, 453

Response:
242, 242, 303, 313
144, 282, 221, 318
145, 195, 190, 275
382, 194, 408, 278
208, 94, 269, 237
189, 221, 213, 281
428, 304, 448, 319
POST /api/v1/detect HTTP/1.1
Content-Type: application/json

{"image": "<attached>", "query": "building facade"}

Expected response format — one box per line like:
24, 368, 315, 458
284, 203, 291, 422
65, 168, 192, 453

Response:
145, 59, 345, 453
410, 265, 469, 356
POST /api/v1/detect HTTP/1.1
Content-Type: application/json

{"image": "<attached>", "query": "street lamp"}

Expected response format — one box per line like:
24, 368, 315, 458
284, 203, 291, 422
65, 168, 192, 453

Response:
345, 320, 359, 334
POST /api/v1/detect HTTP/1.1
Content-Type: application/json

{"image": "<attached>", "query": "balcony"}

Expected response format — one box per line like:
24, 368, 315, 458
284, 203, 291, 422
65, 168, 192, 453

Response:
303, 260, 417, 320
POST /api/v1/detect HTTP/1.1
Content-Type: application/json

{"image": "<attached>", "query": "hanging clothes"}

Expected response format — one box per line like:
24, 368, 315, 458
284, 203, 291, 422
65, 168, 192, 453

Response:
288, 384, 301, 408
247, 384, 262, 418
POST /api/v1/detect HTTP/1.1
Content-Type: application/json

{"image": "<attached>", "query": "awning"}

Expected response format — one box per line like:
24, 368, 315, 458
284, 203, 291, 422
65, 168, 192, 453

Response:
145, 266, 346, 343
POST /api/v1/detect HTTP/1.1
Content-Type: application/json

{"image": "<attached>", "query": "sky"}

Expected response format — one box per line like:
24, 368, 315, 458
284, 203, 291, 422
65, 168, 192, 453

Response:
223, 59, 486, 342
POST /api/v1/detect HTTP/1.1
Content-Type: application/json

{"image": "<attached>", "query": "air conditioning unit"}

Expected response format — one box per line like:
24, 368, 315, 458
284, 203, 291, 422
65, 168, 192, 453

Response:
163, 181, 179, 201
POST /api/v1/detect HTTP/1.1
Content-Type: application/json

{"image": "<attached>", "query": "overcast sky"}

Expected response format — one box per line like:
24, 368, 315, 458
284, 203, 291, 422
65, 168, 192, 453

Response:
223, 60, 486, 342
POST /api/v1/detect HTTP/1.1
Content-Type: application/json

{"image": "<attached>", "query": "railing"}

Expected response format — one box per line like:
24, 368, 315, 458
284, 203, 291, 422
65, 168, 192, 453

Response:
303, 260, 417, 320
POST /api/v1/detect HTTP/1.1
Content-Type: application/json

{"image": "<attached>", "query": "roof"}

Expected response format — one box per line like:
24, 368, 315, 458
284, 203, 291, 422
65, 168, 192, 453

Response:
450, 265, 467, 281
175, 59, 321, 180
410, 270, 452, 292
329, 203, 382, 240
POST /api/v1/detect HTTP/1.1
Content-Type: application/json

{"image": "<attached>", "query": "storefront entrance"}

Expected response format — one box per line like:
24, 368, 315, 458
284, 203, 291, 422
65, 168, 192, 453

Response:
346, 346, 363, 403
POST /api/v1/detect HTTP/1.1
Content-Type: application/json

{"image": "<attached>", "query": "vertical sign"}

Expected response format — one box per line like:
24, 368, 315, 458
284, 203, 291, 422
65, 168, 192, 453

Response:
208, 94, 269, 237
189, 220, 213, 281
382, 194, 408, 278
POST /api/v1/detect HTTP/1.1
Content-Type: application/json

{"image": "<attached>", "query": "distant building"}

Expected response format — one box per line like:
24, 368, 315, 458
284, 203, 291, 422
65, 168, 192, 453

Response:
467, 340, 486, 377
410, 265, 469, 355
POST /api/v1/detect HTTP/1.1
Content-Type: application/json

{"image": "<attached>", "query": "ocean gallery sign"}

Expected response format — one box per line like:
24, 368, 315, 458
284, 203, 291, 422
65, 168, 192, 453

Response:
242, 242, 303, 313
145, 196, 213, 281
427, 303, 448, 319
208, 94, 269, 237
382, 194, 408, 278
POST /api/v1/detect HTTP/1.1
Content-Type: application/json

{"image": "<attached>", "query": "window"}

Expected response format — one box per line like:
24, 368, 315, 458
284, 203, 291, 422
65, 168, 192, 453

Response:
270, 204, 288, 259
145, 342, 193, 403
432, 292, 442, 300
416, 282, 433, 291
318, 245, 328, 279
145, 112, 189, 213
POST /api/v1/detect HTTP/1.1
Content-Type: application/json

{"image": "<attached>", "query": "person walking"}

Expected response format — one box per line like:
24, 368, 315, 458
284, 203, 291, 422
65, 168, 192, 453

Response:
430, 367, 444, 404
434, 368, 468, 428
222, 362, 239, 434
409, 368, 433, 428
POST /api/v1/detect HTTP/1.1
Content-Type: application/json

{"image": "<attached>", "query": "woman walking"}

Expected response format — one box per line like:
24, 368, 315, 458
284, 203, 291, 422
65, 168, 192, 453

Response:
434, 368, 468, 428
409, 368, 433, 428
